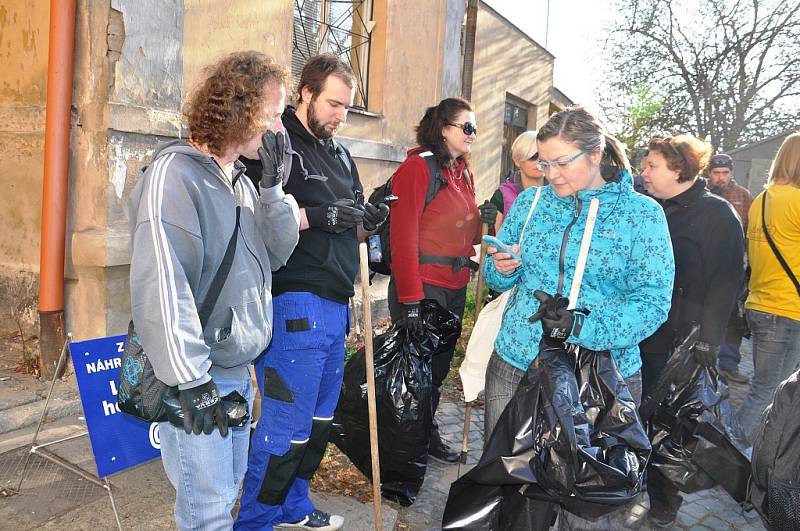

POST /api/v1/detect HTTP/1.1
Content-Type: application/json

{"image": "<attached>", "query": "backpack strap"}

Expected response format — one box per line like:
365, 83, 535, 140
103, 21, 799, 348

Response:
761, 192, 800, 297
420, 151, 445, 207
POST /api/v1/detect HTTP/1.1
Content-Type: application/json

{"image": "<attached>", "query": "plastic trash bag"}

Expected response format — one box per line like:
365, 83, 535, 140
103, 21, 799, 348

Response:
330, 300, 461, 506
749, 370, 800, 530
641, 329, 750, 503
442, 346, 651, 529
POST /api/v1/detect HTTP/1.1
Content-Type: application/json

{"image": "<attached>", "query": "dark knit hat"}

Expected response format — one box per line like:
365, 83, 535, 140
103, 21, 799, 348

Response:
708, 153, 734, 171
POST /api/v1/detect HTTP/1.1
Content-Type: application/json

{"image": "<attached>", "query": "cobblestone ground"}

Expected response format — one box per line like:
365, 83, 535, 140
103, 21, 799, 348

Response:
397, 339, 766, 530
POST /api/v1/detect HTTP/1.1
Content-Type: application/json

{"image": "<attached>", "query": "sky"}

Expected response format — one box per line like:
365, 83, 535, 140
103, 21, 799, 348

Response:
484, 0, 614, 113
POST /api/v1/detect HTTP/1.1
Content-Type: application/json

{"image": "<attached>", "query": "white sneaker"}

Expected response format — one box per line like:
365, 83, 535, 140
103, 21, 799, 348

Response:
274, 509, 344, 531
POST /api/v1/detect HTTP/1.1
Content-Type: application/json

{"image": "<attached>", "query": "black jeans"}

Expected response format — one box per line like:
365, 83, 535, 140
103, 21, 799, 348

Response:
388, 277, 467, 443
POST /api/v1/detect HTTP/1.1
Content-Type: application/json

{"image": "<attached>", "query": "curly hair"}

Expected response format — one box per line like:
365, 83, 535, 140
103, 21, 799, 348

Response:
648, 134, 712, 182
185, 51, 288, 156
415, 97, 473, 169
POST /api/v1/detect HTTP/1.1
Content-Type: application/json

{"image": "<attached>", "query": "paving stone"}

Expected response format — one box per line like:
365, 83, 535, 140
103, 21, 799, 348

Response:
703, 515, 729, 529
683, 501, 711, 520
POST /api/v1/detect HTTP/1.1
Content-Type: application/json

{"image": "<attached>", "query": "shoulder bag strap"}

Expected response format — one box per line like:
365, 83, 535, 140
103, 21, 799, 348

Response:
197, 173, 243, 328
567, 198, 600, 310
761, 192, 800, 297
517, 186, 543, 243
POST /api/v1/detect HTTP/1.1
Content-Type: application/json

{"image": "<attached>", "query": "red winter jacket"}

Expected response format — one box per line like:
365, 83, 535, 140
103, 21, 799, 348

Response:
390, 148, 481, 302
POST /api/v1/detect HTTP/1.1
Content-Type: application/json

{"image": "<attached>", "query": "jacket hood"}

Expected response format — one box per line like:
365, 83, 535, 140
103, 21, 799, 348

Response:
150, 140, 245, 181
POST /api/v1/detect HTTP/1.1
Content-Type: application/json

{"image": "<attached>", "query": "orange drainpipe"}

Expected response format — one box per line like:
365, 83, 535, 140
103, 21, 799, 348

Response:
39, 0, 77, 379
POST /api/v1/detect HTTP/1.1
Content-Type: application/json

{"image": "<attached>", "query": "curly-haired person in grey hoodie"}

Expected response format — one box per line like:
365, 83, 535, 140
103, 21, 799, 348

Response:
127, 51, 299, 530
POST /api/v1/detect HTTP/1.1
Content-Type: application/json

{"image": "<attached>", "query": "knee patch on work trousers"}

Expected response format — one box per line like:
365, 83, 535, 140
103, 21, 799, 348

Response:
297, 418, 332, 480
257, 440, 307, 505
256, 418, 332, 505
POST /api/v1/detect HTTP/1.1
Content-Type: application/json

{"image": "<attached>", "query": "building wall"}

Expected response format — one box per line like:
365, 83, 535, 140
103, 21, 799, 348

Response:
468, 2, 555, 201
0, 0, 458, 340
0, 0, 50, 326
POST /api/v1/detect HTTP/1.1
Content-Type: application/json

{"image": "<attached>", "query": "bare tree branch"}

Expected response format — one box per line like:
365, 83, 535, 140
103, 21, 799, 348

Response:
602, 0, 800, 151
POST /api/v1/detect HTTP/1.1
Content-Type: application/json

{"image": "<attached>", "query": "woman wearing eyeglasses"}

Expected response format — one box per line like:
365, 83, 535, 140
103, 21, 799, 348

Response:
487, 130, 547, 232
481, 106, 674, 527
387, 97, 483, 464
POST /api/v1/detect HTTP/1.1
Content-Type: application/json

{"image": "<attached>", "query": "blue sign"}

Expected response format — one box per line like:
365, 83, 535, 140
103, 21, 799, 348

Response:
71, 335, 161, 477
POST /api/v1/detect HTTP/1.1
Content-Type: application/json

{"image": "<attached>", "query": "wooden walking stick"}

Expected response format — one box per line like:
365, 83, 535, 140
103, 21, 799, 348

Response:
459, 222, 490, 472
358, 242, 383, 531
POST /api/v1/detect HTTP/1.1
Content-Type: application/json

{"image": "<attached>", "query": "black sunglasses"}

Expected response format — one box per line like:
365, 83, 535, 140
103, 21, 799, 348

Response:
449, 122, 478, 136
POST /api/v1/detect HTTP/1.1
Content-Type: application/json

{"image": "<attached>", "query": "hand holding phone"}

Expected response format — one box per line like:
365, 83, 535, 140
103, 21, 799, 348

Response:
483, 235, 521, 261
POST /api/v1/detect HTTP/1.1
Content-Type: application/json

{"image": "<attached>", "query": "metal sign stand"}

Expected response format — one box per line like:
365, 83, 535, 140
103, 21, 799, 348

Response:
10, 333, 123, 531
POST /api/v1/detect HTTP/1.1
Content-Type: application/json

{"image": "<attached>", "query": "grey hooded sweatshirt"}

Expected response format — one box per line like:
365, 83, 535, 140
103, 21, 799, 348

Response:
128, 141, 300, 389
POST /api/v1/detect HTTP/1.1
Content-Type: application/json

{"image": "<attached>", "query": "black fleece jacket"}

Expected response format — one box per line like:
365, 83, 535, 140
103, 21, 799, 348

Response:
241, 106, 364, 303
639, 178, 745, 353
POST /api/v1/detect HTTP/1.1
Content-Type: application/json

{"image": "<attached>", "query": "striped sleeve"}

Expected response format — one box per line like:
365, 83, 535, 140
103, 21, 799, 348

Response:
129, 153, 211, 389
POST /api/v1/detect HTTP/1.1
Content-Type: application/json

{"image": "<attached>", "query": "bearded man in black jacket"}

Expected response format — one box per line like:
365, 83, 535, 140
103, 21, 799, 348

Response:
236, 55, 388, 531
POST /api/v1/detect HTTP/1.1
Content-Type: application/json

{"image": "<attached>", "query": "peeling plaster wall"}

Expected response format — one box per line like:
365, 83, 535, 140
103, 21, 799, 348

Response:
67, 0, 184, 339
0, 0, 49, 273
470, 3, 555, 201
0, 0, 49, 329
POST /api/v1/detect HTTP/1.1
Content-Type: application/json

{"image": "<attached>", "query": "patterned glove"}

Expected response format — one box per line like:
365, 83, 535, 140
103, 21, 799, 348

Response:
306, 199, 365, 233
177, 379, 228, 437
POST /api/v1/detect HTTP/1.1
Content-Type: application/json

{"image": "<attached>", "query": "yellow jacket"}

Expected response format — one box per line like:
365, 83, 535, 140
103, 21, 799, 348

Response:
746, 185, 800, 320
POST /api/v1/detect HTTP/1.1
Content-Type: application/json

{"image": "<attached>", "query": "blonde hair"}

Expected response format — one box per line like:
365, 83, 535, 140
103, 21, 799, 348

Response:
768, 132, 800, 187
511, 130, 538, 164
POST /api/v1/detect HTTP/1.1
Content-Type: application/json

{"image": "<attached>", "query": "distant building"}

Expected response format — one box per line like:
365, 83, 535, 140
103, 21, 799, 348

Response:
727, 131, 796, 195
470, 1, 572, 189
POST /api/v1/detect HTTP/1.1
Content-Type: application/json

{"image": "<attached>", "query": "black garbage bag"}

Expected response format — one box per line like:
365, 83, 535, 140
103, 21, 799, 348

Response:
749, 370, 800, 530
442, 346, 651, 529
330, 300, 461, 506
641, 328, 750, 502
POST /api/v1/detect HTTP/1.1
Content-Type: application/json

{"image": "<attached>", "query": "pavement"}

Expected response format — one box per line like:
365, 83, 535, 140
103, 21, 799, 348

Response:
0, 332, 766, 530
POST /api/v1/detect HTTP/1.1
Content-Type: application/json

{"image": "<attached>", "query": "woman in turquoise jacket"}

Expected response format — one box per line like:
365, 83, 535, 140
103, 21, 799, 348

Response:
482, 106, 674, 528
483, 106, 674, 439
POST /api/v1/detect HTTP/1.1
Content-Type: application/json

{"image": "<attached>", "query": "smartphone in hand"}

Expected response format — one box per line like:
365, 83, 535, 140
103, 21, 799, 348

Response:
482, 235, 521, 261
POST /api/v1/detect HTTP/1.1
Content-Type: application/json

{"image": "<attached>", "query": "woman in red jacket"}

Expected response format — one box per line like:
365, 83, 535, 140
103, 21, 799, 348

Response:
387, 97, 487, 464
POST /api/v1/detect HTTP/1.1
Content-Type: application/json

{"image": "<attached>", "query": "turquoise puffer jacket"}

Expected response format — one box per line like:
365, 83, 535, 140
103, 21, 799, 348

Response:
484, 171, 674, 377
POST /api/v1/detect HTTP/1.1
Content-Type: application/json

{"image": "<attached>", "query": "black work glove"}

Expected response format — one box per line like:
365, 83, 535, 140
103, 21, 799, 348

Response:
403, 302, 424, 336
692, 341, 719, 367
306, 199, 365, 233
362, 201, 390, 231
478, 200, 498, 226
177, 380, 228, 437
529, 290, 574, 346
258, 131, 291, 188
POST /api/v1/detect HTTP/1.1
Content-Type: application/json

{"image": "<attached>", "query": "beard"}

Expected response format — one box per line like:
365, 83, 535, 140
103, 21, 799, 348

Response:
307, 97, 340, 139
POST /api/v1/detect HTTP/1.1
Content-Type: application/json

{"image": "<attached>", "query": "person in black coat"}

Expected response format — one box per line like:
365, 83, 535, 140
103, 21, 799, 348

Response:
638, 134, 746, 528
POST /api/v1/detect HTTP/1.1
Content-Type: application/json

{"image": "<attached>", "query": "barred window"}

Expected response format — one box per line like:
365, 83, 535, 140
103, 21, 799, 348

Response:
293, 0, 374, 109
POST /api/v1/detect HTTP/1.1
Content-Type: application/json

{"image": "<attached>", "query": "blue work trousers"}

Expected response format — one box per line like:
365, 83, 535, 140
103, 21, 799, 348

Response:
235, 292, 349, 531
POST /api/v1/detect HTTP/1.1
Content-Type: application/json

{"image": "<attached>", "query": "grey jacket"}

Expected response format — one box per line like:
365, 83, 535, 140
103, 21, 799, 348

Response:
128, 141, 299, 389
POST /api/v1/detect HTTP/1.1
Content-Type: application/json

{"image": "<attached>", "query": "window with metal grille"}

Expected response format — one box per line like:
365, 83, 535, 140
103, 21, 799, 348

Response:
292, 0, 374, 109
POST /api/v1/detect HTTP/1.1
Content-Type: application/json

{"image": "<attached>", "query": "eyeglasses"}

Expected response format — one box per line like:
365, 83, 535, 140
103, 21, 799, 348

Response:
449, 122, 478, 136
536, 150, 586, 172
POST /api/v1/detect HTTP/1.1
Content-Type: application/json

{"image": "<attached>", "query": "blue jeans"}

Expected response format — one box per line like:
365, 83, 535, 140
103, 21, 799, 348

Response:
159, 369, 253, 531
736, 309, 800, 441
236, 292, 349, 531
